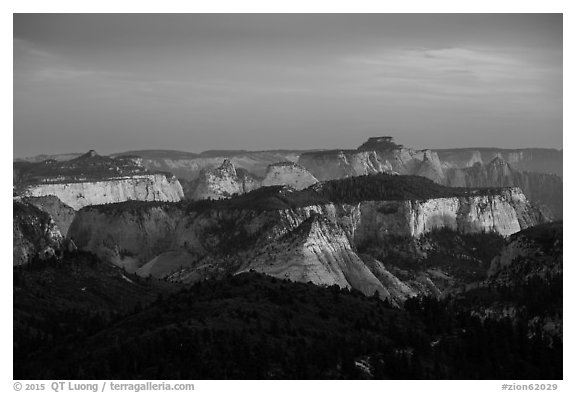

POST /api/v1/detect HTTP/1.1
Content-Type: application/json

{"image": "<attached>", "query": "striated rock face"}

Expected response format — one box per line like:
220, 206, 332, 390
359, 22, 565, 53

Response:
444, 158, 562, 219
298, 142, 442, 181
415, 151, 444, 184
13, 200, 63, 266
190, 159, 261, 200
298, 149, 393, 180
114, 150, 304, 180
15, 150, 185, 210
352, 188, 543, 241
23, 174, 184, 210
298, 138, 561, 220
237, 214, 387, 297
68, 182, 544, 292
436, 148, 563, 177
68, 203, 184, 272
261, 162, 318, 190
22, 196, 76, 237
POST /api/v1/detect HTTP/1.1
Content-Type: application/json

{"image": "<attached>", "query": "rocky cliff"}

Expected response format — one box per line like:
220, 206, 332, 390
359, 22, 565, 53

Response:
13, 200, 63, 266
68, 202, 185, 272
23, 174, 184, 210
462, 222, 562, 343
113, 149, 305, 180
488, 221, 562, 280
298, 138, 561, 219
298, 141, 446, 182
444, 158, 562, 219
236, 214, 387, 296
68, 175, 544, 295
15, 150, 185, 210
189, 159, 260, 200
261, 162, 318, 190
22, 196, 76, 237
436, 148, 563, 177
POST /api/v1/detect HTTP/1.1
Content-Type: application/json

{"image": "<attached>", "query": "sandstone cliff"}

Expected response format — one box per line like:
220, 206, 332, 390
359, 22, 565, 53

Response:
68, 202, 185, 272
15, 150, 185, 210
114, 149, 304, 180
237, 214, 388, 297
23, 196, 76, 237
298, 142, 444, 182
13, 200, 63, 266
190, 159, 260, 200
68, 177, 544, 294
444, 158, 562, 219
436, 148, 562, 177
261, 162, 318, 190
298, 138, 561, 219
23, 174, 184, 210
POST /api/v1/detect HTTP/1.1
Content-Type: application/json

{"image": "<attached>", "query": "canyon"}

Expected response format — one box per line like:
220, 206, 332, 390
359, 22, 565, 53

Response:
66, 176, 545, 299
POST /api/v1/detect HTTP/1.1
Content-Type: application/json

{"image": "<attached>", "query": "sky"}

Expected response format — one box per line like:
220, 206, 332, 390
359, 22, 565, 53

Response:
13, 14, 563, 157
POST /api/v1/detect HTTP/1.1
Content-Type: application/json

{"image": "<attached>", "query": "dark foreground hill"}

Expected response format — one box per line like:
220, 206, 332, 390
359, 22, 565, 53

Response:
14, 264, 561, 379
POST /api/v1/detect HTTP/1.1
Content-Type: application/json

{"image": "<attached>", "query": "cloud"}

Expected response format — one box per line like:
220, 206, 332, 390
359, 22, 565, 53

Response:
341, 47, 560, 100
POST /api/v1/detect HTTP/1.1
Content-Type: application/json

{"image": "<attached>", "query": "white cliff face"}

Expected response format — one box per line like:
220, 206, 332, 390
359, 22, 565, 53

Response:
69, 185, 541, 274
436, 148, 562, 177
415, 151, 445, 184
13, 200, 64, 266
191, 159, 262, 200
298, 150, 393, 180
23, 196, 76, 237
261, 162, 318, 190
68, 205, 184, 272
23, 174, 183, 210
268, 188, 540, 245
237, 215, 392, 300
297, 147, 442, 181
137, 152, 301, 180
351, 188, 537, 244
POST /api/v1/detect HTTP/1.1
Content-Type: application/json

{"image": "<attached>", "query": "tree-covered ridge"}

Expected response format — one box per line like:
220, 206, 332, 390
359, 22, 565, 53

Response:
508, 221, 562, 254
186, 173, 515, 211
14, 270, 561, 379
312, 173, 508, 203
82, 200, 186, 216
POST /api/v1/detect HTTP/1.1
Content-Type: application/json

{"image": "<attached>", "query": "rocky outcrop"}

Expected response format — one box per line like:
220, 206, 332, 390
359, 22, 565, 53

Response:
190, 159, 260, 200
415, 151, 444, 184
298, 149, 394, 180
15, 150, 185, 210
464, 222, 562, 343
299, 138, 561, 219
22, 196, 76, 236
357, 136, 404, 151
13, 200, 63, 266
68, 203, 184, 272
23, 174, 184, 210
444, 158, 562, 219
261, 162, 318, 190
115, 150, 304, 180
68, 180, 544, 288
237, 214, 388, 298
298, 138, 442, 181
352, 188, 543, 241
136, 250, 199, 279
436, 148, 563, 177
488, 221, 562, 280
